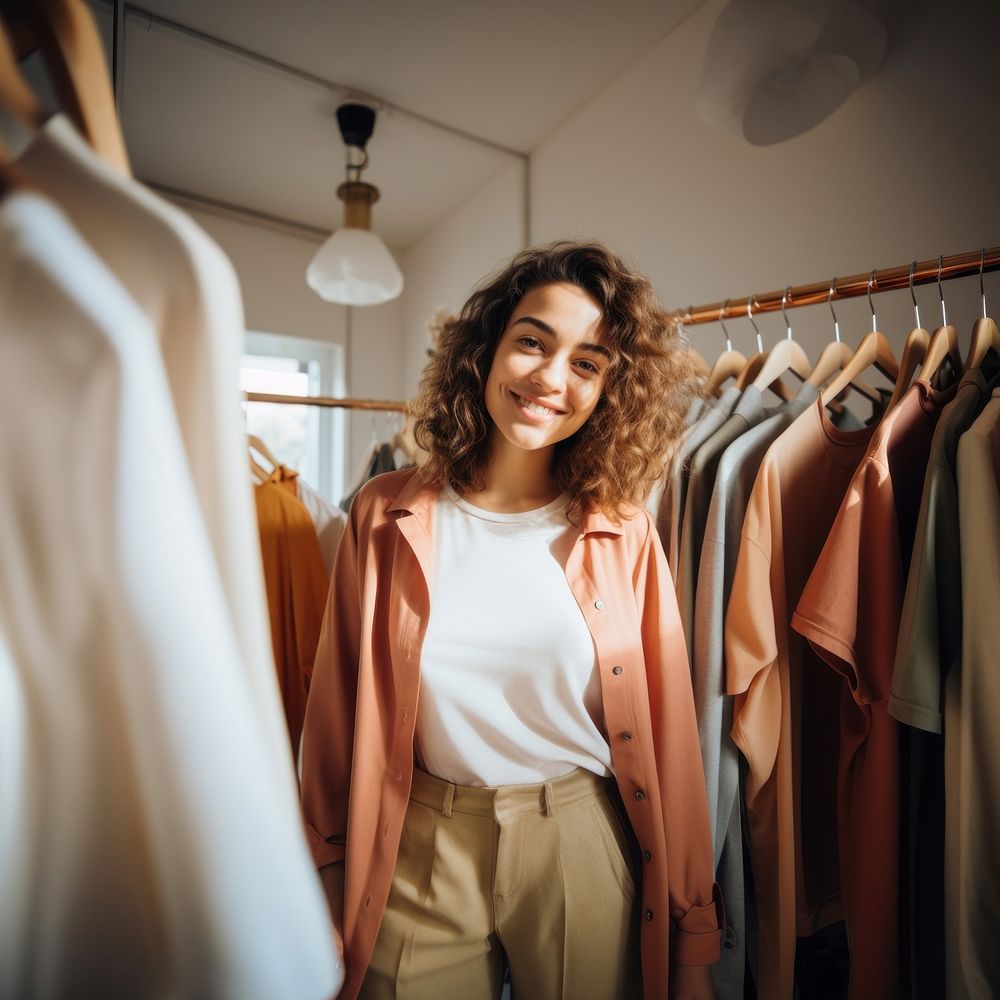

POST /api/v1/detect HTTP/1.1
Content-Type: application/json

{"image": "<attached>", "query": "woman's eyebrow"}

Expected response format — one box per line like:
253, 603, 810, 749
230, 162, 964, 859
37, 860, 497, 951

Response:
512, 316, 612, 359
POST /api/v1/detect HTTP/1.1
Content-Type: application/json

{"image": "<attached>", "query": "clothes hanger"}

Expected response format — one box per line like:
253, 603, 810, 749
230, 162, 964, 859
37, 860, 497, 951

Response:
919, 254, 962, 387
734, 293, 795, 401
807, 278, 881, 403
886, 260, 930, 410
807, 278, 854, 389
248, 454, 270, 485
735, 294, 765, 388
820, 270, 900, 407
0, 15, 44, 195
9, 0, 130, 174
706, 299, 748, 394
247, 433, 279, 474
963, 248, 1000, 373
0, 11, 42, 129
749, 286, 811, 395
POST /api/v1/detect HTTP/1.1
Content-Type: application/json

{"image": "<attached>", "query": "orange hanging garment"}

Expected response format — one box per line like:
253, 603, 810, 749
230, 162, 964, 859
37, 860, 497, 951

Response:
255, 465, 330, 754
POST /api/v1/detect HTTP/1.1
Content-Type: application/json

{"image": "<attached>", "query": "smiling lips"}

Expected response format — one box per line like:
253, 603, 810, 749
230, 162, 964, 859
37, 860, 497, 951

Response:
511, 390, 566, 418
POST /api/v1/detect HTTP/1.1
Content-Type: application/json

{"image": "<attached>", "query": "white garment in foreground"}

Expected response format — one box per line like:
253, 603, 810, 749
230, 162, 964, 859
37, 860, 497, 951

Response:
416, 488, 611, 786
0, 192, 340, 1000
18, 115, 291, 775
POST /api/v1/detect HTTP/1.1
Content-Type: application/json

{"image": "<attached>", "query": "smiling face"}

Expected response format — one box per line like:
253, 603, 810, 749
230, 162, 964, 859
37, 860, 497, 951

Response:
484, 281, 611, 463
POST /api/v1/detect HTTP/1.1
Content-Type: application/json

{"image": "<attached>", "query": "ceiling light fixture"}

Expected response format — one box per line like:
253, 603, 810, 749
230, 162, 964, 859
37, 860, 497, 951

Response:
697, 0, 887, 145
307, 103, 404, 306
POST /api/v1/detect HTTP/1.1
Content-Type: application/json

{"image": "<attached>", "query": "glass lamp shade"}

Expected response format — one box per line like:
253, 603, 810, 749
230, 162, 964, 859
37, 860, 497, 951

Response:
306, 227, 404, 306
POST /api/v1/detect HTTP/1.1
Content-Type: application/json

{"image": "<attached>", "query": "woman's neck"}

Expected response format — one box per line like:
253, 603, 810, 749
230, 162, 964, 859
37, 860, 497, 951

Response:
465, 435, 559, 513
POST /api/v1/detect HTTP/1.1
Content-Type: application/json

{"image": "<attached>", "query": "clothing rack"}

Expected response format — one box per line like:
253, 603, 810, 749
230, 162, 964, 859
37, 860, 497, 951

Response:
245, 391, 407, 413
677, 245, 1000, 326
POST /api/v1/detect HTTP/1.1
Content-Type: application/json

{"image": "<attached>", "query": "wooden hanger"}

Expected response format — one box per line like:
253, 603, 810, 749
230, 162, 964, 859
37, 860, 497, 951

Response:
917, 258, 963, 386
12, 0, 130, 174
820, 273, 899, 407
820, 330, 899, 407
886, 326, 929, 410
750, 288, 812, 392
887, 264, 932, 409
964, 315, 1000, 373
920, 324, 961, 386
0, 12, 42, 129
964, 252, 1000, 373
708, 349, 747, 393
735, 351, 764, 388
247, 433, 279, 473
0, 20, 42, 195
249, 455, 271, 485
706, 302, 748, 394
808, 277, 882, 405
807, 340, 851, 390
733, 294, 793, 400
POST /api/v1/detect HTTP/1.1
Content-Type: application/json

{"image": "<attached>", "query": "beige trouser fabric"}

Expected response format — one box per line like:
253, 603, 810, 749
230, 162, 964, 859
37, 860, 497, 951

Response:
360, 766, 643, 1000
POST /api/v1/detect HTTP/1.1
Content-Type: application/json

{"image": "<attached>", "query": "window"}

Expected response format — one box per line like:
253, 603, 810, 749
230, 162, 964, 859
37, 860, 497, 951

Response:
241, 332, 346, 503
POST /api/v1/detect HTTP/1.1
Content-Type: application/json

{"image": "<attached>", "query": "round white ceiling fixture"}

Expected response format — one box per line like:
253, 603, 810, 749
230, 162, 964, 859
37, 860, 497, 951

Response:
697, 0, 887, 145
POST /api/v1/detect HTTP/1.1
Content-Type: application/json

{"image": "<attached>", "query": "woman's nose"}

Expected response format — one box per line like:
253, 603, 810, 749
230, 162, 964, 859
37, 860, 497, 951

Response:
531, 358, 567, 392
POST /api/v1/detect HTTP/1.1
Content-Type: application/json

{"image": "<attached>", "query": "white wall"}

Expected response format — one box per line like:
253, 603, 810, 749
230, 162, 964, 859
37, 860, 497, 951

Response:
529, 0, 1000, 362
398, 160, 527, 394
181, 205, 406, 481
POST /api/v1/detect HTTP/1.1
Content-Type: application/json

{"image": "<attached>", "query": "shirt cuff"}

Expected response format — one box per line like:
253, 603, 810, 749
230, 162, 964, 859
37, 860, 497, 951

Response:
671, 883, 726, 966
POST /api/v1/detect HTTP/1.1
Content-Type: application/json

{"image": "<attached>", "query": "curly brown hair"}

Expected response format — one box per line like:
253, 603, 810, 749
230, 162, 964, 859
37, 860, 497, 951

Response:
411, 241, 704, 520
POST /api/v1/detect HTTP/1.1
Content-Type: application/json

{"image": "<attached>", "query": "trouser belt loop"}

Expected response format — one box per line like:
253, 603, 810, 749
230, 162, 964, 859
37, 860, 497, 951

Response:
442, 782, 455, 818
543, 781, 555, 816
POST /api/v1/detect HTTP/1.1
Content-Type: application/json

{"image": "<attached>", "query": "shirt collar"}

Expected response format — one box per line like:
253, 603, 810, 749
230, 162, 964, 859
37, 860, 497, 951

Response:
385, 468, 625, 537
386, 468, 439, 521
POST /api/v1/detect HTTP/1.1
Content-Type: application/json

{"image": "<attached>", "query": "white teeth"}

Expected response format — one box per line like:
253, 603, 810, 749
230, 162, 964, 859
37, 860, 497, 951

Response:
515, 393, 559, 416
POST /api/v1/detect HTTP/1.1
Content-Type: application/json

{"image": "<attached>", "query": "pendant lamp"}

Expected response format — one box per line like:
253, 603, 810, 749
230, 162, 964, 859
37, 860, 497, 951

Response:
307, 103, 404, 306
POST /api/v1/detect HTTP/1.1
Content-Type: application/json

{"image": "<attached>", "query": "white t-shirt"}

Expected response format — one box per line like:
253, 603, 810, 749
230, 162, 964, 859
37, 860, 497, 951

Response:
0, 192, 340, 999
416, 488, 612, 786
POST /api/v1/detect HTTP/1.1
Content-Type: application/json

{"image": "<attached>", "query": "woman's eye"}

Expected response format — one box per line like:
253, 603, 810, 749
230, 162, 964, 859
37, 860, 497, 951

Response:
517, 335, 542, 350
576, 360, 600, 375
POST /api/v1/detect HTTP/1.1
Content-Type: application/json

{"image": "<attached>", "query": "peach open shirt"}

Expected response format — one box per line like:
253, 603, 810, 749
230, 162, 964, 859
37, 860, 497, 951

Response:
300, 468, 722, 1000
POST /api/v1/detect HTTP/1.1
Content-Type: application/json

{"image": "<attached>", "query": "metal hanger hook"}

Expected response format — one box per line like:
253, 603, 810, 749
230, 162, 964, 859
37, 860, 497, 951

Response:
781, 286, 793, 340
719, 299, 733, 352
828, 277, 841, 343
867, 268, 878, 333
747, 294, 763, 353
909, 261, 921, 329
981, 248, 988, 319
937, 255, 948, 327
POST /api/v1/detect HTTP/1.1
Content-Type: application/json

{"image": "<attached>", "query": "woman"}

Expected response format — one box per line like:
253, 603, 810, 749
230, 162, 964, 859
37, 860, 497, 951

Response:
300, 242, 722, 1000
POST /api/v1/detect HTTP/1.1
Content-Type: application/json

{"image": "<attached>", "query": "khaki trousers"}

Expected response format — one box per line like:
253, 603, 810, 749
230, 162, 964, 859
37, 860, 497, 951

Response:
360, 766, 643, 1000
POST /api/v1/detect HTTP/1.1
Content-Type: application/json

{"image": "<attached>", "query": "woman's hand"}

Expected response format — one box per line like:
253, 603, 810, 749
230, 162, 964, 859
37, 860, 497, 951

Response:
669, 962, 715, 1000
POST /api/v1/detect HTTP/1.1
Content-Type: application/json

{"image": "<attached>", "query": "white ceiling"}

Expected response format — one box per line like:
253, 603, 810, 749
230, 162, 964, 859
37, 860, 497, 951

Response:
87, 0, 705, 249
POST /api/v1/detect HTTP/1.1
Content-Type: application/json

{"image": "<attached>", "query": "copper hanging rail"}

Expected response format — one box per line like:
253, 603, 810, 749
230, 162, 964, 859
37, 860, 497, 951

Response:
245, 391, 407, 412
677, 245, 1000, 326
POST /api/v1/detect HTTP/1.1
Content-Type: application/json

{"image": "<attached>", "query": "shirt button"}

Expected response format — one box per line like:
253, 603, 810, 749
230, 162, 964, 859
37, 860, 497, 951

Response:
595, 599, 605, 610
634, 790, 645, 801
612, 665, 623, 675
644, 850, 652, 862
644, 909, 654, 921
622, 732, 633, 741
